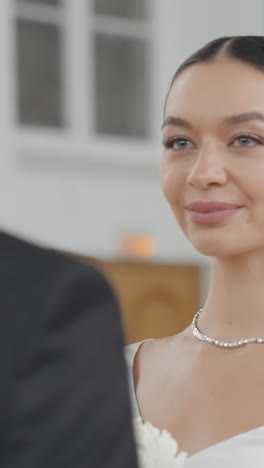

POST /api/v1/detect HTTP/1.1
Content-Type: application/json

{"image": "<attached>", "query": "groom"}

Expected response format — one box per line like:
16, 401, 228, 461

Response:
0, 230, 138, 467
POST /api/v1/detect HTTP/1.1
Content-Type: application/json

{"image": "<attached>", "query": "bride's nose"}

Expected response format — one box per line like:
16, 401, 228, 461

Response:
186, 142, 228, 189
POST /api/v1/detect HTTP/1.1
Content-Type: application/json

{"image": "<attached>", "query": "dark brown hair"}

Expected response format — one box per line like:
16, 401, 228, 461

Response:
166, 36, 264, 105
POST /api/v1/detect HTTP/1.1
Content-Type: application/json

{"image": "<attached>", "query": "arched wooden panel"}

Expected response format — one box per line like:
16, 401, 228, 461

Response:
93, 259, 200, 344
63, 253, 200, 344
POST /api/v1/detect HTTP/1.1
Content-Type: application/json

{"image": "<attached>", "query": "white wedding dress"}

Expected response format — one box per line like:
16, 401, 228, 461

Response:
125, 340, 264, 467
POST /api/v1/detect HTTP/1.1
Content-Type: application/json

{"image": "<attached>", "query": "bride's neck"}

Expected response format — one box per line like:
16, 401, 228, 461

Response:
199, 252, 264, 341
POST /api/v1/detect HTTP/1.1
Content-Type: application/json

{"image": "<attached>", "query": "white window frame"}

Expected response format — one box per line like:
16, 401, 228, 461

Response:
2, 0, 178, 167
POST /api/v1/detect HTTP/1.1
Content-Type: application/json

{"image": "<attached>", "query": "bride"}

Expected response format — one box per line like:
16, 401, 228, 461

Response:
126, 35, 264, 466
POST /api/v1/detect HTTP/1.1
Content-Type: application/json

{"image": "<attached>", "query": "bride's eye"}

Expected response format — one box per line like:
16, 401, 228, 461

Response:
233, 135, 263, 147
164, 137, 194, 150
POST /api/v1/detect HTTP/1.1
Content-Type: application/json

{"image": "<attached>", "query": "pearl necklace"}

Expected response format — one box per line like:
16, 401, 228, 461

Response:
192, 308, 264, 348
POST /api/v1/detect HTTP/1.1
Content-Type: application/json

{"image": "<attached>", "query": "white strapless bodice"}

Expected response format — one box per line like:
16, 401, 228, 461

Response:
125, 340, 264, 467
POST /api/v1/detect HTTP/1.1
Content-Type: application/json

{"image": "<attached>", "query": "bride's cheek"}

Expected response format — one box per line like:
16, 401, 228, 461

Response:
161, 165, 178, 197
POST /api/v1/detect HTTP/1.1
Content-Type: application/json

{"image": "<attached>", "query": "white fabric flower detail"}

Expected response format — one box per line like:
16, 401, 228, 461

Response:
134, 417, 188, 468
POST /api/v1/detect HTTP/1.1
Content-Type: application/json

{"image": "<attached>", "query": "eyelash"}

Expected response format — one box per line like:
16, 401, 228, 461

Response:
163, 134, 264, 150
163, 137, 194, 150
232, 135, 264, 147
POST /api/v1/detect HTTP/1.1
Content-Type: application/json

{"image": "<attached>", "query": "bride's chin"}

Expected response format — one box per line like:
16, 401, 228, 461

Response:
192, 243, 232, 257
187, 233, 243, 257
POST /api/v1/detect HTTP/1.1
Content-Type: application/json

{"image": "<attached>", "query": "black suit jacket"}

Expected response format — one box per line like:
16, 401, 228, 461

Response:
0, 231, 138, 468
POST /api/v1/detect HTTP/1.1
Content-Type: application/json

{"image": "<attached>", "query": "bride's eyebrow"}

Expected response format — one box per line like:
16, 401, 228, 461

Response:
223, 111, 264, 125
161, 111, 264, 131
161, 116, 192, 130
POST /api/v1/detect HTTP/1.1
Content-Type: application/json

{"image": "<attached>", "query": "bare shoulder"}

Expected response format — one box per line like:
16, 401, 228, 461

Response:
134, 327, 192, 384
140, 327, 192, 357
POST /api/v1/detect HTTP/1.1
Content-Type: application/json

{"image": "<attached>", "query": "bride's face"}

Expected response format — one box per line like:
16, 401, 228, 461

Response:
161, 57, 264, 257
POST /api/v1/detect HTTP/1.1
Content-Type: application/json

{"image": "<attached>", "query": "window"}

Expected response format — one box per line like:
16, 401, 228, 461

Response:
15, 0, 151, 140
94, 0, 147, 19
17, 0, 61, 5
93, 1, 150, 138
15, 0, 63, 127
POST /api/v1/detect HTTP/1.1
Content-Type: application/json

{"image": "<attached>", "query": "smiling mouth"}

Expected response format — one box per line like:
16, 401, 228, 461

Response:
186, 201, 243, 212
185, 203, 243, 225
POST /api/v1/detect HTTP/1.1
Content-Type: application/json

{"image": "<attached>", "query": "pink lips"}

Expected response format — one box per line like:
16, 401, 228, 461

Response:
185, 202, 243, 225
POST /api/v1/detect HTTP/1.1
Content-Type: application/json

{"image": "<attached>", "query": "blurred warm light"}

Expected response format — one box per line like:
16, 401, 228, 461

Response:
119, 234, 156, 259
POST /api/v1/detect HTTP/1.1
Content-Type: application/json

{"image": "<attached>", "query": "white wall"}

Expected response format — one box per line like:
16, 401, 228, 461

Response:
0, 0, 263, 264
168, 0, 264, 66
